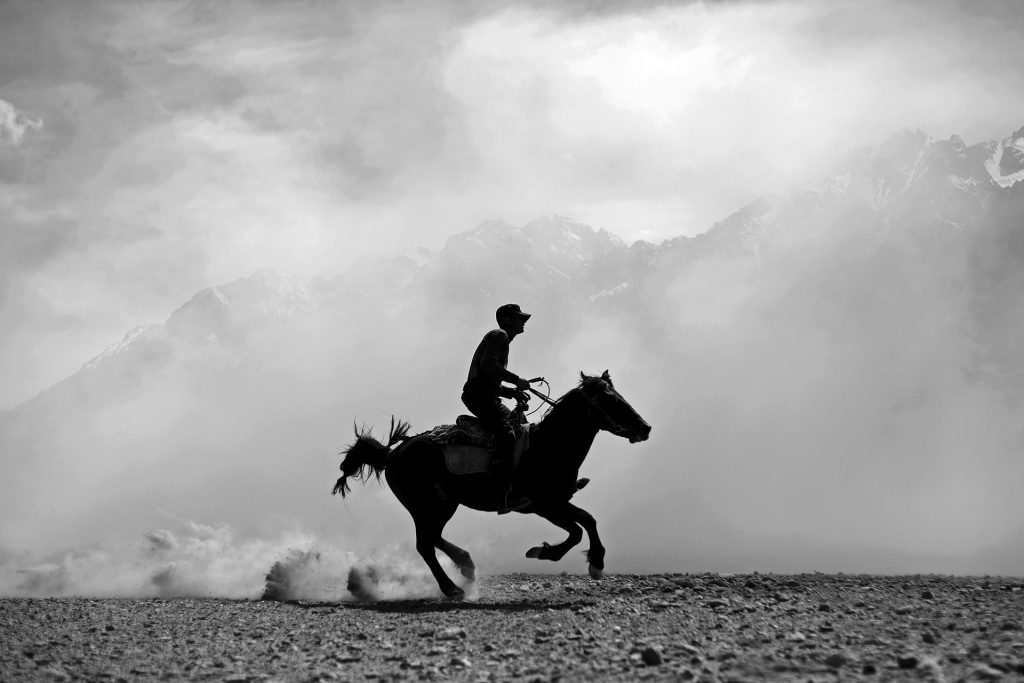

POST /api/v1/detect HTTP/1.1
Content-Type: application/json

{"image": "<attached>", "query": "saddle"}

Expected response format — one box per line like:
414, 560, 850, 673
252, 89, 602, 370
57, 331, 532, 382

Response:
426, 415, 531, 475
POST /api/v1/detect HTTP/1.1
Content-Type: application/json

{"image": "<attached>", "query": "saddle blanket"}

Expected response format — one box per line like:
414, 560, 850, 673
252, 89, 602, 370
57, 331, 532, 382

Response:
426, 416, 531, 475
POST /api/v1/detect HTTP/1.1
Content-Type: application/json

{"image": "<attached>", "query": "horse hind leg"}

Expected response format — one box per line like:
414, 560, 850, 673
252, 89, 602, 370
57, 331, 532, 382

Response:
436, 537, 475, 582
388, 447, 464, 600
414, 518, 464, 600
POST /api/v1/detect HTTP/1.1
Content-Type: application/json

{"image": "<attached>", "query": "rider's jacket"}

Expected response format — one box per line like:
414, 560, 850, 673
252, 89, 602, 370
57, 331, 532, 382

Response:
464, 329, 522, 400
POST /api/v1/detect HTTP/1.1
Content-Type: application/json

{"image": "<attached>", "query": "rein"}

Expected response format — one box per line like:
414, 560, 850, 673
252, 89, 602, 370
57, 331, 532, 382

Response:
530, 380, 625, 436
525, 382, 556, 419
528, 386, 557, 407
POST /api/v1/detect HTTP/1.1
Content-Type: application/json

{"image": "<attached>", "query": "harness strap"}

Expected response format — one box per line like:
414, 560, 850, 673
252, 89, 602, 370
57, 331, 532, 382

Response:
531, 383, 623, 434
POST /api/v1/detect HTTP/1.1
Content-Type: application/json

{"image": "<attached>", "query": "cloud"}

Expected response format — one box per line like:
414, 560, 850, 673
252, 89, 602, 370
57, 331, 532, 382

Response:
0, 98, 42, 146
2, 0, 1024, 409
441, 0, 1024, 237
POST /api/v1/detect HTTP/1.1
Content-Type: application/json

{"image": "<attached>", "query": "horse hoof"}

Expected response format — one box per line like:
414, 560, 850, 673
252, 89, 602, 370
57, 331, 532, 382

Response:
460, 566, 476, 582
525, 546, 543, 559
588, 564, 604, 579
444, 586, 466, 601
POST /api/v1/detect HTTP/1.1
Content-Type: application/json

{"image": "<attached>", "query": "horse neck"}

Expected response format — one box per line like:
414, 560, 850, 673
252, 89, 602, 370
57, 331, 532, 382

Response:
534, 391, 599, 468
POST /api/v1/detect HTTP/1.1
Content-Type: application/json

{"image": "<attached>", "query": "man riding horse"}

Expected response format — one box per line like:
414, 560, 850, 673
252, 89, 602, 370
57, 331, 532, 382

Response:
461, 303, 534, 514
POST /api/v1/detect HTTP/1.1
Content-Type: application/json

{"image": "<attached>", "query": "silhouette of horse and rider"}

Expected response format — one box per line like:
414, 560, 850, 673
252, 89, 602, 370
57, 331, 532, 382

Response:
333, 304, 652, 599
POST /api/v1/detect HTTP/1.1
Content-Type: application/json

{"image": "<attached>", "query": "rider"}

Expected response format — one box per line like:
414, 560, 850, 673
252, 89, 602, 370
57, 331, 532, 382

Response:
462, 303, 533, 514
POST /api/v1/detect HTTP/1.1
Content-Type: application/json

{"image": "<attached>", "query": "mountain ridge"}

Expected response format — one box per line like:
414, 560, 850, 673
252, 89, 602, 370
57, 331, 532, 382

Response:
6, 125, 1024, 416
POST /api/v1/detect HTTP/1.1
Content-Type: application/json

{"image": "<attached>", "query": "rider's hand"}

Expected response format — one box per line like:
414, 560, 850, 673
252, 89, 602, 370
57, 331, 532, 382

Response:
514, 390, 530, 404
515, 377, 531, 392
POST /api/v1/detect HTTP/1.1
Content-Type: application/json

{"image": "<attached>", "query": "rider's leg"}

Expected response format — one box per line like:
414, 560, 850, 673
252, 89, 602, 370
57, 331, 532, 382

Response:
461, 392, 524, 513
494, 422, 532, 513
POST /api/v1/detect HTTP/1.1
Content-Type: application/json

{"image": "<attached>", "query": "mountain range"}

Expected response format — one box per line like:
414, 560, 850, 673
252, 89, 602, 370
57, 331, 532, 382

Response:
2, 126, 1023, 573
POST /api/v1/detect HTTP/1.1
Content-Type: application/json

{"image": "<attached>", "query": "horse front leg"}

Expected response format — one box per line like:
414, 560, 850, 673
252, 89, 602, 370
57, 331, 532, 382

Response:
525, 504, 583, 563
566, 502, 605, 579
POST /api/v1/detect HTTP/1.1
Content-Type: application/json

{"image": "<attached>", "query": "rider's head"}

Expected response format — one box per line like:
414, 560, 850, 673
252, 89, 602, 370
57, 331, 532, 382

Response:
496, 303, 531, 335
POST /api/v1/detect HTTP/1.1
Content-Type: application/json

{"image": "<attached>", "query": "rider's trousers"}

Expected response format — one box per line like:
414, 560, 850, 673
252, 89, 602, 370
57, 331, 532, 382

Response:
461, 391, 516, 480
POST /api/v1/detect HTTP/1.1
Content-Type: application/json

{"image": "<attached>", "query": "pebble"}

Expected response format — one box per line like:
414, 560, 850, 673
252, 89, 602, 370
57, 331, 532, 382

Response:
897, 655, 920, 669
824, 653, 849, 668
434, 627, 466, 641
968, 664, 1005, 680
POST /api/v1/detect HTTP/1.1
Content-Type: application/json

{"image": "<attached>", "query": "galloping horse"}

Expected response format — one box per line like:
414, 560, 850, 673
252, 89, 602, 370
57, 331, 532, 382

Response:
332, 371, 651, 599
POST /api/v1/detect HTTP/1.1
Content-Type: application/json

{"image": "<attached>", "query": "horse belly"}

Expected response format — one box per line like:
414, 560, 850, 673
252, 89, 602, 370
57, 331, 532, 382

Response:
443, 444, 496, 475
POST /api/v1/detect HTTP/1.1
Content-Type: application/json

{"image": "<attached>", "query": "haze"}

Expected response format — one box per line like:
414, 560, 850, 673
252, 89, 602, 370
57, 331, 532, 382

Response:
1, 0, 1023, 594
3, 0, 1024, 407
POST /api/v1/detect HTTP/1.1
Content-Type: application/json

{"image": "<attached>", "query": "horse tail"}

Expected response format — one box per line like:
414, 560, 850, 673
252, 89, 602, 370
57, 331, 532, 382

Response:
332, 416, 412, 498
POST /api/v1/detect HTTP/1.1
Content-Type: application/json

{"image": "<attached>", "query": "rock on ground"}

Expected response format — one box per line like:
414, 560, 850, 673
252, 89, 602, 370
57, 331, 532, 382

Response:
2, 573, 1023, 681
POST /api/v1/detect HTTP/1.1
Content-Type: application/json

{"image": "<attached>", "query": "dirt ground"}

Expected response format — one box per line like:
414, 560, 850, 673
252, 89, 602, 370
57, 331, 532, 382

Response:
2, 573, 1023, 682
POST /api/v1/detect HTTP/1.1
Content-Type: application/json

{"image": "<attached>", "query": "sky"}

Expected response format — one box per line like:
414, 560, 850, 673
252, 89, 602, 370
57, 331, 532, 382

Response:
2, 0, 1024, 408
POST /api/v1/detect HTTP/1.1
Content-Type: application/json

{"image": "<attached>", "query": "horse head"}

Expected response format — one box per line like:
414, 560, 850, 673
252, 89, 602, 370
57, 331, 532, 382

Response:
577, 371, 652, 443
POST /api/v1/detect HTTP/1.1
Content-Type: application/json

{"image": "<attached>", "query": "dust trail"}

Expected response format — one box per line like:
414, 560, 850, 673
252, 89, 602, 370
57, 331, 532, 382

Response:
261, 545, 476, 602
342, 558, 478, 602
0, 518, 474, 601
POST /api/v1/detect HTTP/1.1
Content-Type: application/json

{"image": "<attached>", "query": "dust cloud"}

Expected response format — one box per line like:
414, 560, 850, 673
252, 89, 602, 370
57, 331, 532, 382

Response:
0, 518, 466, 601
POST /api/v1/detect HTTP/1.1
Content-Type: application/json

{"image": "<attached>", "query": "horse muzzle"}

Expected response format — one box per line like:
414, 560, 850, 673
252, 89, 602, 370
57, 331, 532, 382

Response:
627, 423, 652, 443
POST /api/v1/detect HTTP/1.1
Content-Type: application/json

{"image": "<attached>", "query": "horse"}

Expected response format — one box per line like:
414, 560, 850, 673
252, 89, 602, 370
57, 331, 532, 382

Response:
331, 371, 652, 599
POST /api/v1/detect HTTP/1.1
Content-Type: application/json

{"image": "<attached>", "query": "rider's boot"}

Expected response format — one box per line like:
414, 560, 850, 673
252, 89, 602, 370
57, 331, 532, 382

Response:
498, 484, 532, 514
494, 430, 531, 514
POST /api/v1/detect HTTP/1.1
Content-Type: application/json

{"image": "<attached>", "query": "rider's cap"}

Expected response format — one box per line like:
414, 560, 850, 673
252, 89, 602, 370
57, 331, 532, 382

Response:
496, 303, 531, 324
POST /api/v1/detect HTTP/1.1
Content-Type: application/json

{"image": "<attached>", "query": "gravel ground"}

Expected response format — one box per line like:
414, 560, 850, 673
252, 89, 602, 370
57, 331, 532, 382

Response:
2, 573, 1023, 682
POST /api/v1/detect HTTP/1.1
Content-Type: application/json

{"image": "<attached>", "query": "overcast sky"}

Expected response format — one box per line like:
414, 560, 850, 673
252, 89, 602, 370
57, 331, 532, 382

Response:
2, 0, 1024, 409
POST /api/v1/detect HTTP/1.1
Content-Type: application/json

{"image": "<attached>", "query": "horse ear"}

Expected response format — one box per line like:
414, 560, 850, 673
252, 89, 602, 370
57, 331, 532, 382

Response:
601, 369, 610, 381
580, 371, 587, 382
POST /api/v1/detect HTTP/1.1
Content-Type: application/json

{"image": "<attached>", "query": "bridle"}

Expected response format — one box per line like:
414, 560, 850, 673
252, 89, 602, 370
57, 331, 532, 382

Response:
528, 379, 633, 438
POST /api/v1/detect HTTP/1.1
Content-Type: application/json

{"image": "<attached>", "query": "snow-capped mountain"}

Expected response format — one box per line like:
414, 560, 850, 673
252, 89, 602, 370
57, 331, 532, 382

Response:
167, 268, 318, 339
413, 215, 634, 327
984, 126, 1024, 188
